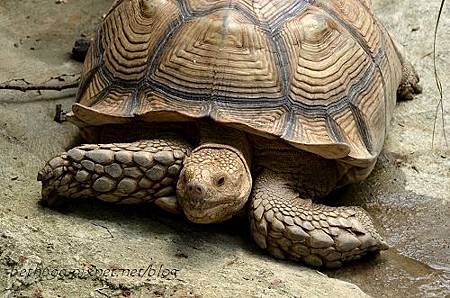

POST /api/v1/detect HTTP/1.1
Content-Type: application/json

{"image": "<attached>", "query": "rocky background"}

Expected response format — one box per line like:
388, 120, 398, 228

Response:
0, 0, 448, 297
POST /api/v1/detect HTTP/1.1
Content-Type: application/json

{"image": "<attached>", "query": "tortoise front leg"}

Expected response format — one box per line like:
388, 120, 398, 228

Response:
38, 138, 192, 213
249, 169, 388, 268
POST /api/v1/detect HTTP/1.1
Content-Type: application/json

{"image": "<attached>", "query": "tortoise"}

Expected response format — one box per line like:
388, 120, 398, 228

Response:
38, 0, 421, 268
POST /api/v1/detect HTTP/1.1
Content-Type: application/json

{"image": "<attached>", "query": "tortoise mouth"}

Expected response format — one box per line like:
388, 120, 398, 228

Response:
182, 201, 235, 224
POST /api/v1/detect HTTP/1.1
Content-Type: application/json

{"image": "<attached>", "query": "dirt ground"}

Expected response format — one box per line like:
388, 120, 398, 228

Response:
0, 0, 448, 297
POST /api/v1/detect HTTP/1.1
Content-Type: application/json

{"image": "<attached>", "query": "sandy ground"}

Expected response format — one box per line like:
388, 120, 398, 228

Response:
0, 0, 448, 297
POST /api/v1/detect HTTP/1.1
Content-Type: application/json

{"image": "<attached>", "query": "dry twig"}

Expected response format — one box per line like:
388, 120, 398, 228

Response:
432, 0, 448, 148
0, 75, 80, 92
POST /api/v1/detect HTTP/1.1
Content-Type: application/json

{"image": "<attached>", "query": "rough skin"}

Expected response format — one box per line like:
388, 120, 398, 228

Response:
38, 139, 191, 208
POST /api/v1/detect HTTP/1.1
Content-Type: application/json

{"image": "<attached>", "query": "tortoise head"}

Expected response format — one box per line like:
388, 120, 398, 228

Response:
177, 144, 252, 224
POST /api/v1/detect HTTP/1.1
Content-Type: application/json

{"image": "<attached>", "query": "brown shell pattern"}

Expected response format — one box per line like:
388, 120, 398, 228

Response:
74, 0, 403, 165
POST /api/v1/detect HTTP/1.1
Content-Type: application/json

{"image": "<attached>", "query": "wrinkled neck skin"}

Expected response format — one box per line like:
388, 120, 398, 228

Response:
251, 135, 344, 199
177, 123, 253, 224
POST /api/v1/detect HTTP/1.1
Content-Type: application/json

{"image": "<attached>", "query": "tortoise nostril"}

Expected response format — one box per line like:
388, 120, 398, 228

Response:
186, 182, 206, 198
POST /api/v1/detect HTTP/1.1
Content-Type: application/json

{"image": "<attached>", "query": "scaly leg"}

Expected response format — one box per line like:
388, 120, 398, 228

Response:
38, 138, 192, 213
391, 38, 422, 101
397, 60, 422, 100
249, 169, 388, 268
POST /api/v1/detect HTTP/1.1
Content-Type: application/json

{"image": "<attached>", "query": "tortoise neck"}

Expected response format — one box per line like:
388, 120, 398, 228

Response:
198, 122, 252, 169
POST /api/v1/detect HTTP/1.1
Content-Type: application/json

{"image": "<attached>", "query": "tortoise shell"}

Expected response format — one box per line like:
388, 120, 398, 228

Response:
71, 0, 403, 166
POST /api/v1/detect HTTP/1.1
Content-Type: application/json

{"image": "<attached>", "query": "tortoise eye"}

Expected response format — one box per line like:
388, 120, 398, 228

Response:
215, 176, 226, 187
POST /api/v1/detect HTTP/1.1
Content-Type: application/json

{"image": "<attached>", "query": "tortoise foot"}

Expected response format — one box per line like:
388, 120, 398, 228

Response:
249, 170, 388, 268
38, 139, 191, 208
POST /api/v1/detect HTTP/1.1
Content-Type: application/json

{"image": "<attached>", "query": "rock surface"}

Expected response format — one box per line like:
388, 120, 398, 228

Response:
0, 0, 448, 297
